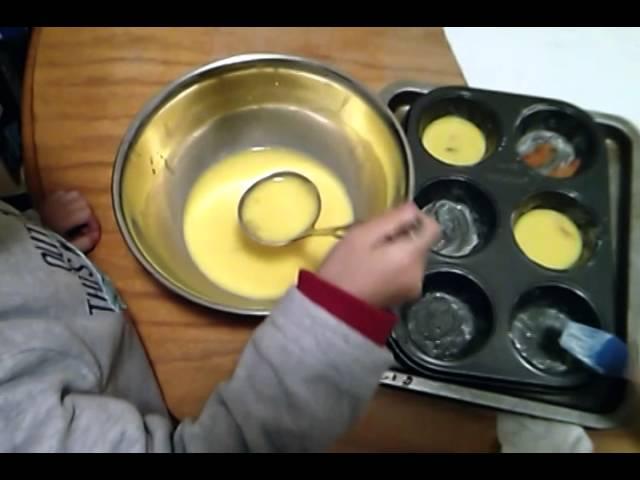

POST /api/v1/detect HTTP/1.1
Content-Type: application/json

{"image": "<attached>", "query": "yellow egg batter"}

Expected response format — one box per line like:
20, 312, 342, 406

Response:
514, 209, 583, 270
240, 173, 319, 245
183, 147, 354, 300
421, 115, 486, 166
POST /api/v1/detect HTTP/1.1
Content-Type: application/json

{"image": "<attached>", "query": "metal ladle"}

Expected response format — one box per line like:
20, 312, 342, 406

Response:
237, 171, 354, 247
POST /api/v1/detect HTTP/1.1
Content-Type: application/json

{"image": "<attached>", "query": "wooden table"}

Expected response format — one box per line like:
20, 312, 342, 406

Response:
22, 27, 640, 452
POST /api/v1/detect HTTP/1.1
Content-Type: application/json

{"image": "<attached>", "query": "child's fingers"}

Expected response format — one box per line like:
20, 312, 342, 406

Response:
61, 191, 87, 208
409, 213, 441, 253
64, 191, 84, 204
374, 209, 440, 253
357, 202, 421, 244
56, 205, 92, 233
65, 190, 81, 199
70, 231, 98, 253
70, 215, 101, 253
40, 190, 102, 253
85, 215, 101, 239
50, 190, 68, 199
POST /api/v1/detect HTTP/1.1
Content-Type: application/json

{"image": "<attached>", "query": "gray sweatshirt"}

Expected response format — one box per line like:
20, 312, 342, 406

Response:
0, 200, 392, 452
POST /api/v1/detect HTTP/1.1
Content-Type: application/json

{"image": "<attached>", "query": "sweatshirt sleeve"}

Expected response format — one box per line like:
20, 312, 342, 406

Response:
0, 259, 394, 452
173, 285, 394, 452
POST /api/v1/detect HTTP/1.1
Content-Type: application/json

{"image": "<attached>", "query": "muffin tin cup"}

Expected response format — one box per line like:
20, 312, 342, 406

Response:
515, 106, 601, 178
509, 284, 600, 376
511, 191, 600, 270
415, 177, 497, 258
394, 269, 493, 367
391, 86, 616, 390
415, 92, 501, 167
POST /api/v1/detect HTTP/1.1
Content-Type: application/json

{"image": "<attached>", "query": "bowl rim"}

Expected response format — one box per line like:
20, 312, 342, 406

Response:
111, 52, 415, 315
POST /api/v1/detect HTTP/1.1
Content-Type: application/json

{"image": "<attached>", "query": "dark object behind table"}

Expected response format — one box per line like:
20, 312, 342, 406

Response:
386, 86, 626, 414
0, 27, 30, 183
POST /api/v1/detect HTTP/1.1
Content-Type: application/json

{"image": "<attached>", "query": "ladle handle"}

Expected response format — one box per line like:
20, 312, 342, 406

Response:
310, 223, 354, 239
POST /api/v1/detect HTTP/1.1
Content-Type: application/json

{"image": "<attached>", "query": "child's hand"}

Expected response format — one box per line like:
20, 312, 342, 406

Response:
317, 202, 441, 309
39, 190, 101, 253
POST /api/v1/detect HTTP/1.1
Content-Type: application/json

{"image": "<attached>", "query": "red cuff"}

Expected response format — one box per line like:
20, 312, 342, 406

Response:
297, 270, 397, 346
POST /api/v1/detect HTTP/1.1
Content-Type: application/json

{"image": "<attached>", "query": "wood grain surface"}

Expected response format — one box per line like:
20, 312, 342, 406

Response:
21, 27, 639, 452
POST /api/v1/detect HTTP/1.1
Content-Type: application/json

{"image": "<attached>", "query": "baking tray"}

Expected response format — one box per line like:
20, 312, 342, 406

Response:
394, 86, 615, 390
378, 81, 640, 429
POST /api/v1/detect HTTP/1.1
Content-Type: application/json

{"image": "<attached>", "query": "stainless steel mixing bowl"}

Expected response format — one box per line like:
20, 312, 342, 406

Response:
112, 53, 414, 315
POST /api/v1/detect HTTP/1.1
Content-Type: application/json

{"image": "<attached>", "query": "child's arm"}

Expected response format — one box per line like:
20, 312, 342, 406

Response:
0, 202, 439, 452
0, 279, 392, 452
172, 204, 440, 452
173, 274, 395, 452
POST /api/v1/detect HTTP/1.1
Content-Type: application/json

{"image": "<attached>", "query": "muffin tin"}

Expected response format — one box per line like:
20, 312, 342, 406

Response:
380, 83, 635, 420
